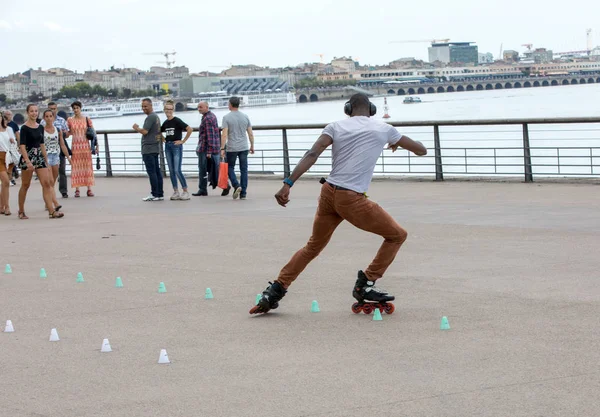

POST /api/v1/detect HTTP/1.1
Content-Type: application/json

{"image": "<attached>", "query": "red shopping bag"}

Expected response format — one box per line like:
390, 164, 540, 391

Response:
218, 161, 229, 189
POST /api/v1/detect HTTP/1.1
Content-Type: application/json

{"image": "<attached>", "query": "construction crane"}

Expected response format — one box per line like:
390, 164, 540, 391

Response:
143, 51, 177, 68
522, 43, 533, 52
389, 38, 450, 44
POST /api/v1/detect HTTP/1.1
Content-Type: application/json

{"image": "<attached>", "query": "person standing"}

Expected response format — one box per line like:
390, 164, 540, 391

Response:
3, 110, 20, 186
0, 111, 17, 215
66, 101, 97, 197
42, 110, 70, 212
161, 101, 192, 200
220, 97, 254, 200
193, 101, 229, 197
250, 93, 427, 314
46, 102, 71, 198
17, 104, 64, 219
133, 98, 163, 201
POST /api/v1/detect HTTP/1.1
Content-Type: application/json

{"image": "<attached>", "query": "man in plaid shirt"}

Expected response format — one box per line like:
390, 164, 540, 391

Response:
193, 102, 230, 196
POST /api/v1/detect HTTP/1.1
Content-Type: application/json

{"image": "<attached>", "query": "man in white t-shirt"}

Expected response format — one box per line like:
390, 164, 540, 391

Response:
250, 93, 427, 315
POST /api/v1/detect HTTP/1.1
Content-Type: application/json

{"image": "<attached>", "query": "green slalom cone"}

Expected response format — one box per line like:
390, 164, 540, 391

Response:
5, 264, 12, 274
40, 268, 47, 279
311, 300, 320, 313
115, 277, 123, 288
158, 282, 166, 293
440, 316, 450, 330
373, 308, 383, 321
205, 288, 213, 299
76, 272, 84, 283
255, 294, 262, 305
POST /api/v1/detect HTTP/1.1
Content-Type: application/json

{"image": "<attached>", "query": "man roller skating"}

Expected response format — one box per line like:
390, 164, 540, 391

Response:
250, 93, 427, 315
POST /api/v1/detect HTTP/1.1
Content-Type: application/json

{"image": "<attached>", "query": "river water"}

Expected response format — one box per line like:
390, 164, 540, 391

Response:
88, 84, 600, 178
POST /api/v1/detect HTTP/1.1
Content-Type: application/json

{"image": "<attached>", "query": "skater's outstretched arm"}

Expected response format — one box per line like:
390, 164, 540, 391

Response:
275, 134, 333, 207
388, 135, 427, 156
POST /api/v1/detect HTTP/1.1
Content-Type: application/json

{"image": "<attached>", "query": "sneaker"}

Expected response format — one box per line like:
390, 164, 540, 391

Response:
155, 196, 164, 201
10, 180, 15, 186
170, 191, 181, 200
232, 187, 242, 200
221, 186, 231, 197
192, 190, 207, 196
179, 191, 190, 200
142, 195, 156, 201
240, 195, 247, 200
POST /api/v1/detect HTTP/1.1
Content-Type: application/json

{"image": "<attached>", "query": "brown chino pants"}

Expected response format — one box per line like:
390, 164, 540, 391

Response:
277, 182, 408, 287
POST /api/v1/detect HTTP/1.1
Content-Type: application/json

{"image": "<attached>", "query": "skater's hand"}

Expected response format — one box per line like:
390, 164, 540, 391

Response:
275, 185, 290, 207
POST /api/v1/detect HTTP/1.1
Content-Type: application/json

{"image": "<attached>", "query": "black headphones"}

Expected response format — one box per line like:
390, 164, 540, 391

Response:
344, 99, 377, 117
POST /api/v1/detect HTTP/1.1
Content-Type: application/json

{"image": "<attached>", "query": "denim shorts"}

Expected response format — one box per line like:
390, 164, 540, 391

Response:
47, 153, 60, 167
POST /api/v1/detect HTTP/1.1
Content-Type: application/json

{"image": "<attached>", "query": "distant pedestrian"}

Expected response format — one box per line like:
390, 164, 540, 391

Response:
67, 101, 96, 197
42, 109, 70, 212
3, 110, 20, 185
17, 104, 64, 219
161, 100, 192, 200
193, 101, 230, 197
133, 98, 163, 201
45, 102, 71, 198
0, 111, 17, 215
220, 96, 254, 200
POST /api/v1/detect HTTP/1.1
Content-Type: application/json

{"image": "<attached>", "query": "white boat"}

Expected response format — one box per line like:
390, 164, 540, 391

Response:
187, 91, 296, 110
187, 91, 231, 110
403, 96, 422, 104
119, 98, 164, 115
81, 104, 121, 118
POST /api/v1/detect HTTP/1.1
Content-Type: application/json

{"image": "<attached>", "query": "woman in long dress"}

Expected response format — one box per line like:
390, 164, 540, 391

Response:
67, 101, 97, 197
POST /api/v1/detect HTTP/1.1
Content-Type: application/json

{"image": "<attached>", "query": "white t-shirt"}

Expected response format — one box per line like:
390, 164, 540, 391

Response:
322, 116, 401, 193
0, 127, 15, 152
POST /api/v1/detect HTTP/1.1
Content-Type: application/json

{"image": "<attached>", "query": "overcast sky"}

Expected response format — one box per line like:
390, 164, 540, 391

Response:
2, 0, 599, 76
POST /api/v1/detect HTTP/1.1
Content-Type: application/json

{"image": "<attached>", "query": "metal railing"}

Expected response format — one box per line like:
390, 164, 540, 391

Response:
91, 117, 600, 182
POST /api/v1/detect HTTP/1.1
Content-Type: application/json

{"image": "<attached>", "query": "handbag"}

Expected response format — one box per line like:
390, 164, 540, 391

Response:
218, 161, 229, 189
85, 117, 96, 141
96, 156, 101, 170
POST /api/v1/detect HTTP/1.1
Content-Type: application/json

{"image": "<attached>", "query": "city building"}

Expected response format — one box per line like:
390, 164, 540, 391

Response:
479, 53, 495, 64
503, 50, 519, 62
429, 42, 479, 65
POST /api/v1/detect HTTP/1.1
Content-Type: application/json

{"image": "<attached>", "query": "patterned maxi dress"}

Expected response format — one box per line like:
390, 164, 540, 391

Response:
67, 117, 95, 188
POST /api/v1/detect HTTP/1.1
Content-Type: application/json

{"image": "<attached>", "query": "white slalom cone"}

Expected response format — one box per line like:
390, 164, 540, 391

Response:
49, 328, 60, 342
158, 349, 170, 364
4, 320, 14, 333
101, 338, 112, 353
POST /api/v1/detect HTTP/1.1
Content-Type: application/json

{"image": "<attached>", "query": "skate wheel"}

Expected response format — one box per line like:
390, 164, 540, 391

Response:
351, 303, 362, 314
384, 303, 395, 314
362, 304, 373, 315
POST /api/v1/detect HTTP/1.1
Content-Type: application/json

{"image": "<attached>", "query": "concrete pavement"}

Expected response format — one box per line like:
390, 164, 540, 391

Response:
1, 178, 599, 417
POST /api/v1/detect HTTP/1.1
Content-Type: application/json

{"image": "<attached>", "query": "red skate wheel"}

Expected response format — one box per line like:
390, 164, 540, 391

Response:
351, 303, 362, 314
362, 304, 373, 315
384, 303, 395, 314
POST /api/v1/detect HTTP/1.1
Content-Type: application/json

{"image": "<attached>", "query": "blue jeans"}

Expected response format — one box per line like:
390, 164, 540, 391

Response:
142, 153, 164, 198
227, 150, 248, 197
197, 152, 220, 194
165, 142, 187, 190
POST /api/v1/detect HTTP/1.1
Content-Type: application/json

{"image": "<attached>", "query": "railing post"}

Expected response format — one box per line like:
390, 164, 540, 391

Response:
522, 123, 533, 182
103, 133, 113, 177
159, 142, 167, 177
433, 125, 444, 181
282, 129, 291, 177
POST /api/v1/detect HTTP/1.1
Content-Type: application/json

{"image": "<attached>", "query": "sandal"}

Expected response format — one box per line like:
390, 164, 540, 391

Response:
18, 212, 28, 220
87, 190, 94, 197
74, 190, 80, 198
55, 205, 62, 212
49, 211, 64, 219
4, 209, 10, 216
